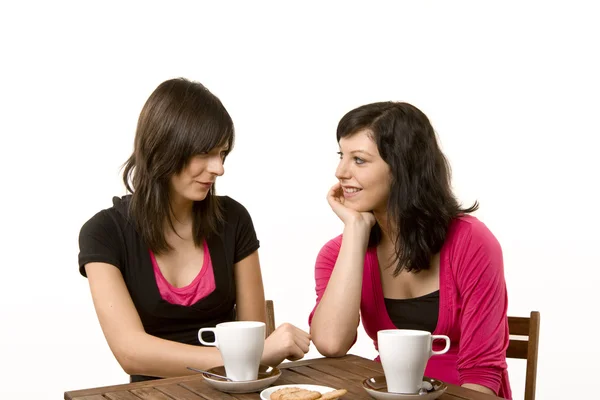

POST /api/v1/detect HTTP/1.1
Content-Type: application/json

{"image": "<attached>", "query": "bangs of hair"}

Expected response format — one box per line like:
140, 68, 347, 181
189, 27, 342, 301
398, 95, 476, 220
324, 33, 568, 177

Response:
137, 79, 235, 179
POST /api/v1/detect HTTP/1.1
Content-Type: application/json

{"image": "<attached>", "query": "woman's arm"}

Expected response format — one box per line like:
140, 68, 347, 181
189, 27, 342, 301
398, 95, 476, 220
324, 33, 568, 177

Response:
309, 224, 369, 357
234, 251, 266, 323
86, 262, 223, 378
234, 250, 311, 366
454, 221, 510, 396
310, 183, 375, 357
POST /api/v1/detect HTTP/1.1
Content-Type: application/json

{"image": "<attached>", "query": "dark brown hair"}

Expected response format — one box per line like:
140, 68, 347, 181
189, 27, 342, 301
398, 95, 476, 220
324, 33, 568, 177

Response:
122, 78, 234, 253
337, 101, 478, 275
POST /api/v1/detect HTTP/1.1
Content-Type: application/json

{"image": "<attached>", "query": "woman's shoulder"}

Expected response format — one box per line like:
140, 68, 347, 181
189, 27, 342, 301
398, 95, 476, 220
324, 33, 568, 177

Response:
448, 214, 500, 247
80, 196, 132, 235
217, 195, 246, 212
445, 214, 503, 271
324, 234, 344, 248
216, 195, 255, 222
445, 215, 506, 292
317, 234, 344, 259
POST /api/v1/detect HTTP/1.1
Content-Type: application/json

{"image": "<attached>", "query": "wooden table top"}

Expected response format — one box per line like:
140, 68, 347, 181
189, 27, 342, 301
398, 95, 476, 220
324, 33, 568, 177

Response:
64, 354, 503, 400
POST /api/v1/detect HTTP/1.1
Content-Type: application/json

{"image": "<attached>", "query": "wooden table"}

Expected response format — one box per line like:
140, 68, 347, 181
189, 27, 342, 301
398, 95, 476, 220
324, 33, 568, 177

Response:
65, 355, 503, 400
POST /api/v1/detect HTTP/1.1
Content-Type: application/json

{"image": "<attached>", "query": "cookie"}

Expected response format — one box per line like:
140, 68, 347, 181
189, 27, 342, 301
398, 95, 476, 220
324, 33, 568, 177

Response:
271, 388, 302, 400
319, 389, 348, 400
271, 386, 347, 400
280, 390, 322, 400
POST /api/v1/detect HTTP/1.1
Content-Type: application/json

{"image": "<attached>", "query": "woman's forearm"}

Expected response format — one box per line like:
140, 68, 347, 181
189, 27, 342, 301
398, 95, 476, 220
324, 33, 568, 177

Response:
117, 331, 223, 377
310, 225, 369, 356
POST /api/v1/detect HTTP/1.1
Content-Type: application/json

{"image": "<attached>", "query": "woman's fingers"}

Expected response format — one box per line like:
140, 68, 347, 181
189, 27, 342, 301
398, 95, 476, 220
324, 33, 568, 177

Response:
278, 324, 311, 359
294, 333, 311, 353
285, 325, 310, 353
327, 183, 341, 204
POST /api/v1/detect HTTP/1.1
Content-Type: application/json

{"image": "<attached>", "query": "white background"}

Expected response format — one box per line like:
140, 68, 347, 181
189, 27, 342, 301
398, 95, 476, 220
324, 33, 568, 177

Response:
1, 1, 599, 399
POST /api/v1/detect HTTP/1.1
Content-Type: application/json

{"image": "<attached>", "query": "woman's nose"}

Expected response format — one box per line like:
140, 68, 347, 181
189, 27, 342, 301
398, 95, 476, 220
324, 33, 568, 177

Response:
208, 156, 225, 176
335, 160, 350, 180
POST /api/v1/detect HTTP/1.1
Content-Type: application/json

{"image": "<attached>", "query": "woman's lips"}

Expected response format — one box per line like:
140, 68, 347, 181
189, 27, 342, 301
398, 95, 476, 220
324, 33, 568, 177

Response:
342, 187, 362, 199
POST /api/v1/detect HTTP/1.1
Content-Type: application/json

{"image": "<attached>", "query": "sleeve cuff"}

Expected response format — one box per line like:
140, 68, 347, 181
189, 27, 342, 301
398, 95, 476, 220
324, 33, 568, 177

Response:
459, 366, 502, 396
233, 241, 260, 264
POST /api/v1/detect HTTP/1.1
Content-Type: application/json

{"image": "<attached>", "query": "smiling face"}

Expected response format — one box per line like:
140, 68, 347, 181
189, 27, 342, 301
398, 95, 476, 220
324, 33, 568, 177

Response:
169, 143, 229, 203
335, 129, 392, 214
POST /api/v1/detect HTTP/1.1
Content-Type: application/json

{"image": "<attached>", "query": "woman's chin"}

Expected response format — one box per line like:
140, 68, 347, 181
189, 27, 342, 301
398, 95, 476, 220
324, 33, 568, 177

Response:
344, 202, 372, 214
185, 192, 209, 202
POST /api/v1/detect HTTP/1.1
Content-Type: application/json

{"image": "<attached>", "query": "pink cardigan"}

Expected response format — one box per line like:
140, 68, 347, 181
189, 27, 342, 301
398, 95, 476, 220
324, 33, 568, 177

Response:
309, 215, 512, 399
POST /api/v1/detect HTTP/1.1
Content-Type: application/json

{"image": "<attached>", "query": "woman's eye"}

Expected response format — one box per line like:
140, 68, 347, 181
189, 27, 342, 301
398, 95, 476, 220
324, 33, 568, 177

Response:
354, 157, 365, 164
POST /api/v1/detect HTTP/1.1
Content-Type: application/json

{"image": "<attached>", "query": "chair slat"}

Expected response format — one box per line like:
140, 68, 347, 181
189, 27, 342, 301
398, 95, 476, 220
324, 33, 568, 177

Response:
508, 316, 530, 336
507, 339, 528, 359
266, 300, 276, 337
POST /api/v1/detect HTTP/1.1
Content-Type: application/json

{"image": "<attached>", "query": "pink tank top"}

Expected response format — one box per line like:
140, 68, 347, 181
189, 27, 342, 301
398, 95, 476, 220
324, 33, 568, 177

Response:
150, 240, 216, 306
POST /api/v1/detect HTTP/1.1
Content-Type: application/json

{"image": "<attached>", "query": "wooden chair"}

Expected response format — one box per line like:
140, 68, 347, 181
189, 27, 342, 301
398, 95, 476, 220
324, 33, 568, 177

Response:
266, 300, 276, 336
233, 300, 276, 336
507, 311, 540, 400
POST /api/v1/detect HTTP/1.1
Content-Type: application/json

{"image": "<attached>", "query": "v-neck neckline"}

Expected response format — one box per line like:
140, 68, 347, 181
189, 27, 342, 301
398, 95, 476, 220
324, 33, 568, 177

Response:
368, 245, 448, 335
144, 233, 233, 313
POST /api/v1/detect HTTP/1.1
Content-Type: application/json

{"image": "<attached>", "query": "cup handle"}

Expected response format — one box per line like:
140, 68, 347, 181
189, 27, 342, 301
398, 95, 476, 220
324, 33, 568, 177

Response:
198, 328, 218, 347
431, 335, 450, 355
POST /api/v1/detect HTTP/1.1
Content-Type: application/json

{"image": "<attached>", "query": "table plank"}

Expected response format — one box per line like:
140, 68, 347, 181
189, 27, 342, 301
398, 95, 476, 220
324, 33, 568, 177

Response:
180, 379, 241, 400
155, 384, 206, 400
274, 370, 321, 386
66, 375, 202, 400
104, 392, 141, 400
313, 357, 382, 380
131, 387, 177, 399
347, 355, 384, 374
308, 361, 373, 384
72, 396, 107, 400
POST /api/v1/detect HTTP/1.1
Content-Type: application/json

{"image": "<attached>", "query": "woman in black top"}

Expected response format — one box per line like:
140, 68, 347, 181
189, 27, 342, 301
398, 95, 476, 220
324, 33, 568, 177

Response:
78, 78, 310, 381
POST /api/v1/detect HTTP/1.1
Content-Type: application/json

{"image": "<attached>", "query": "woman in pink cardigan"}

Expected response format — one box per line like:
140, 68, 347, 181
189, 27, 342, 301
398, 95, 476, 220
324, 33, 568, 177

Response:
308, 102, 512, 399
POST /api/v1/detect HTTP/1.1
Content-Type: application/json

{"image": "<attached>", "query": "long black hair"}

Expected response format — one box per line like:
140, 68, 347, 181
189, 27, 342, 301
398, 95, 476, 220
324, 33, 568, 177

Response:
337, 101, 478, 275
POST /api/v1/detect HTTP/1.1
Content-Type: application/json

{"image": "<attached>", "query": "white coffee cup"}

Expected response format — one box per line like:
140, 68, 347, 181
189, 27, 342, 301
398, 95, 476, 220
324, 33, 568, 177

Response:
198, 321, 265, 381
378, 329, 451, 394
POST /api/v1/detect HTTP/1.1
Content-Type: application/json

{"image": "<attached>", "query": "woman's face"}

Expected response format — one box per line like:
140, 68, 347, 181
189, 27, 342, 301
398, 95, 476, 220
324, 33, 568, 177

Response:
169, 144, 228, 203
335, 129, 392, 214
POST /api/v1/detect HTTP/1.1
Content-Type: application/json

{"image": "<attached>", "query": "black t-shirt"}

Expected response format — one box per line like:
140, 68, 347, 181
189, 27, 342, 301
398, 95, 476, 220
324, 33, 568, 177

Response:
78, 195, 260, 380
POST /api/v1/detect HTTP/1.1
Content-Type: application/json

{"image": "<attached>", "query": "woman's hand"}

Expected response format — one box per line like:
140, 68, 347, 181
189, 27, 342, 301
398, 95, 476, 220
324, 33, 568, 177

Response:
327, 182, 376, 231
261, 323, 311, 366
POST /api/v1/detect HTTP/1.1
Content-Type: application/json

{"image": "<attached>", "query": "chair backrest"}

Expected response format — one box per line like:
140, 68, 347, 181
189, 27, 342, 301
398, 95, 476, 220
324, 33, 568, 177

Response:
265, 300, 276, 336
233, 300, 275, 336
507, 311, 540, 400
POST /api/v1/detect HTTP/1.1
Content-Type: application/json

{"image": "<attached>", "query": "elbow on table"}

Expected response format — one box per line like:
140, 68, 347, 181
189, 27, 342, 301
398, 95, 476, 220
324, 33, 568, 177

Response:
312, 335, 351, 358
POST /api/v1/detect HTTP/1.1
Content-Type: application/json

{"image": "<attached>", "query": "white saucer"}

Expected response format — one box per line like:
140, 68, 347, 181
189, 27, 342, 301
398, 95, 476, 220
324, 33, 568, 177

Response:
260, 384, 337, 400
362, 376, 447, 400
202, 365, 281, 393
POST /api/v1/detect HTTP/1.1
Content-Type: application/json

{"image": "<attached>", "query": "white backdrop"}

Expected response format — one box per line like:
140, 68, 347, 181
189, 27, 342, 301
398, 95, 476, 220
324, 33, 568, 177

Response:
1, 1, 599, 399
